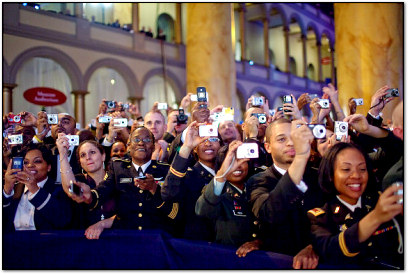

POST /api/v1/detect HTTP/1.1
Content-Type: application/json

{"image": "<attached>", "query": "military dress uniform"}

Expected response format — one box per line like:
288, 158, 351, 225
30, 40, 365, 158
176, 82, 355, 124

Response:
195, 179, 259, 247
161, 153, 215, 241
308, 194, 403, 269
88, 158, 179, 235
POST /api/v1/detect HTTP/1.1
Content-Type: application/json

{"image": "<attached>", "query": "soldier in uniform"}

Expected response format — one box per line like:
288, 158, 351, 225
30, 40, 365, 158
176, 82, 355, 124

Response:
67, 126, 179, 235
308, 143, 403, 269
195, 140, 261, 257
161, 121, 221, 241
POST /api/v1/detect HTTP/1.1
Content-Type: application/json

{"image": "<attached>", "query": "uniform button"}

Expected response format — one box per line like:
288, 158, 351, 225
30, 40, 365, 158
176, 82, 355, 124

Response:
139, 190, 143, 193
368, 242, 373, 247
139, 203, 143, 207
138, 213, 143, 218
138, 226, 142, 230
252, 233, 257, 238
253, 220, 258, 225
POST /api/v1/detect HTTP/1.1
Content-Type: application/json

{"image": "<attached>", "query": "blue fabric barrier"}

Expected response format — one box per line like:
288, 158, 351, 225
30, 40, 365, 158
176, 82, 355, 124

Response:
3, 229, 358, 269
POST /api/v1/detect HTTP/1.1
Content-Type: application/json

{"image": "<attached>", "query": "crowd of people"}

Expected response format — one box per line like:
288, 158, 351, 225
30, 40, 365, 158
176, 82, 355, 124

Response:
2, 83, 403, 269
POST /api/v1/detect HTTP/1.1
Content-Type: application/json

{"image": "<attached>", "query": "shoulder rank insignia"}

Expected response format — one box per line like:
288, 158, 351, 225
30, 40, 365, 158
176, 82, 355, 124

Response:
187, 167, 193, 172
308, 208, 325, 217
152, 165, 157, 168
114, 158, 131, 162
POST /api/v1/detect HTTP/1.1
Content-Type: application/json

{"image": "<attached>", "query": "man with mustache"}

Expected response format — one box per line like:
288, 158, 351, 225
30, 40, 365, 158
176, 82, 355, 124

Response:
67, 126, 179, 234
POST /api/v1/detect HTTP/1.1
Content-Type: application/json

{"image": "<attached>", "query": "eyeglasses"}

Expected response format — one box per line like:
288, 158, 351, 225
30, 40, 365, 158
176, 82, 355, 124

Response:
208, 137, 220, 142
133, 137, 152, 143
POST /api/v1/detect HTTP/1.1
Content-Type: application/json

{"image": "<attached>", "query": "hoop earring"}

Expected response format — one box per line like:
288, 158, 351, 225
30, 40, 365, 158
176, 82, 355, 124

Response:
82, 168, 87, 175
103, 162, 105, 170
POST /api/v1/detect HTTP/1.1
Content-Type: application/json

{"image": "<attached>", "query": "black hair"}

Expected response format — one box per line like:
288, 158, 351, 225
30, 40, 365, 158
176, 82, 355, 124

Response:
20, 143, 53, 166
318, 142, 376, 196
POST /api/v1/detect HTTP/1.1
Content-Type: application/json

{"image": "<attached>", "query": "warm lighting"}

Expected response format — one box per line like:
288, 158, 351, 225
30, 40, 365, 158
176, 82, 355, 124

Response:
249, 60, 254, 66
110, 79, 115, 85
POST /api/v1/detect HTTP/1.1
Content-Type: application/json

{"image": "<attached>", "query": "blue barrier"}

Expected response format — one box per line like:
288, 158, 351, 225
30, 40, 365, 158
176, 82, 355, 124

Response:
2, 229, 358, 269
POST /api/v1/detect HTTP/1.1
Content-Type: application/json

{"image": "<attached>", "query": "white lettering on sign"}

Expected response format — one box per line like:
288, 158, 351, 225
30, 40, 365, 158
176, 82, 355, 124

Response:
37, 91, 57, 97
34, 96, 59, 103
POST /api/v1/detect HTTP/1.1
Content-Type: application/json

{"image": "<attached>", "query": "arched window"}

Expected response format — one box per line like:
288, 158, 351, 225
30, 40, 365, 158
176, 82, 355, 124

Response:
307, 63, 316, 80
289, 56, 297, 76
157, 13, 175, 43
87, 67, 129, 123
141, 75, 177, 116
14, 57, 73, 115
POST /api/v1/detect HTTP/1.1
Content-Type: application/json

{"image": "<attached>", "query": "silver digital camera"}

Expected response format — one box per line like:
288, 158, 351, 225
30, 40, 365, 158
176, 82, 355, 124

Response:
199, 124, 218, 137
251, 113, 267, 124
47, 114, 58, 124
98, 116, 112, 123
236, 143, 259, 159
157, 103, 168, 110
384, 88, 399, 99
393, 182, 403, 204
353, 98, 364, 106
334, 121, 348, 141
8, 134, 23, 145
318, 99, 330, 109
308, 124, 326, 139
66, 135, 79, 146
252, 97, 264, 107
113, 118, 128, 127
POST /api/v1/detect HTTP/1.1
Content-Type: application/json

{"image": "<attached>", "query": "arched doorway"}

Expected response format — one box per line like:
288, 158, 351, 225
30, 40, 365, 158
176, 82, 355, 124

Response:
157, 13, 175, 43
141, 75, 177, 116
14, 57, 73, 115
87, 67, 129, 123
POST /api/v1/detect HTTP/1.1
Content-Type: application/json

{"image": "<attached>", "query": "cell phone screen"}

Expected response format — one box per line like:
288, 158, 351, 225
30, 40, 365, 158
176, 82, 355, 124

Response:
69, 181, 82, 196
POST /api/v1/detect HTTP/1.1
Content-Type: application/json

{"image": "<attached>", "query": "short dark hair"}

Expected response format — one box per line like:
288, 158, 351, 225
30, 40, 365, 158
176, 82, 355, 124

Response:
21, 143, 53, 166
265, 118, 291, 143
318, 142, 375, 196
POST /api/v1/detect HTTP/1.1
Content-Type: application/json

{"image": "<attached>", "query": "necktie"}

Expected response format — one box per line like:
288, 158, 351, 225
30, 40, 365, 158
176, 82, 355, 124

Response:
137, 167, 143, 177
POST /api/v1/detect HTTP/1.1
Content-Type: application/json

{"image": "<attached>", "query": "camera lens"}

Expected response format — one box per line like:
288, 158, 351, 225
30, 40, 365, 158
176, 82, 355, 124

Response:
250, 149, 255, 153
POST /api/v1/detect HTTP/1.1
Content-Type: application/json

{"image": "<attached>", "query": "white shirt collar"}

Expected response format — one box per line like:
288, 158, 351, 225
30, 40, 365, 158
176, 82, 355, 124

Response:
229, 183, 243, 194
198, 161, 215, 177
336, 196, 362, 212
24, 177, 48, 194
273, 163, 287, 175
132, 160, 152, 174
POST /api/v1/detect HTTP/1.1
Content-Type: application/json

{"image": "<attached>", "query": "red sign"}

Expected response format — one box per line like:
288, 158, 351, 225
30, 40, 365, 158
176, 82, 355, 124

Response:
321, 57, 331, 65
23, 87, 67, 106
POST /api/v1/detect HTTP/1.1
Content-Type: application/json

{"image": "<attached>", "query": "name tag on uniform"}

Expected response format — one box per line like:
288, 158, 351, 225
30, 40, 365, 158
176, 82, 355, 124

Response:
120, 178, 133, 184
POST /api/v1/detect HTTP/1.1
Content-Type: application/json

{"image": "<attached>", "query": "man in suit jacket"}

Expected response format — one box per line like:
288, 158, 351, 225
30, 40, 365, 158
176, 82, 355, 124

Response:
246, 118, 325, 269
70, 126, 179, 235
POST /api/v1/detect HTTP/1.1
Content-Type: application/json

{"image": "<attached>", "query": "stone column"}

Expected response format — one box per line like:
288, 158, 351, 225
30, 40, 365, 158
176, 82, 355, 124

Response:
132, 3, 139, 33
71, 90, 89, 128
263, 16, 270, 67
301, 34, 308, 78
186, 3, 235, 108
74, 3, 83, 18
335, 3, 403, 118
316, 41, 323, 82
175, 3, 182, 44
283, 26, 290, 73
238, 4, 246, 61
3, 83, 17, 115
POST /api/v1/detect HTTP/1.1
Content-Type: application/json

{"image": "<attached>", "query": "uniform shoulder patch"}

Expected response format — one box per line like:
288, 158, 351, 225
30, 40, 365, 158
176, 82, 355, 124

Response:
156, 161, 169, 166
113, 158, 131, 162
308, 208, 325, 217
187, 167, 193, 172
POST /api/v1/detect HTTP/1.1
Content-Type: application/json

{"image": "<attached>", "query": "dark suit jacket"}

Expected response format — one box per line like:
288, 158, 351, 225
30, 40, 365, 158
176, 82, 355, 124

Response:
162, 153, 215, 241
49, 146, 81, 183
2, 178, 72, 233
246, 164, 325, 255
89, 158, 179, 234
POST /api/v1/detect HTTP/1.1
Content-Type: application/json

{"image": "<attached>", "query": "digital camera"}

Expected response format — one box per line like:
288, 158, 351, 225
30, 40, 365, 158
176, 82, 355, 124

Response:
334, 121, 348, 141
8, 114, 22, 124
11, 157, 24, 170
353, 98, 364, 106
307, 124, 326, 139
121, 103, 129, 111
197, 87, 207, 102
393, 181, 403, 204
69, 180, 82, 196
211, 112, 223, 122
252, 97, 264, 107
98, 116, 112, 123
8, 134, 23, 145
66, 135, 79, 146
251, 113, 267, 124
105, 100, 116, 111
177, 109, 188, 125
47, 114, 58, 124
157, 103, 168, 110
190, 94, 198, 102
384, 88, 399, 99
318, 99, 330, 109
199, 124, 218, 137
113, 118, 128, 127
236, 143, 259, 159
